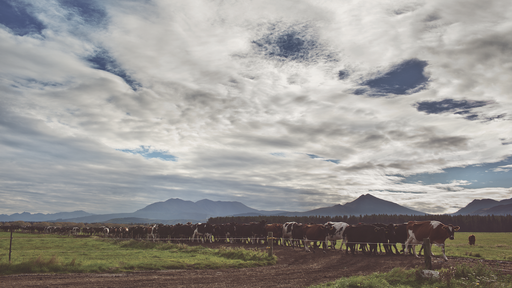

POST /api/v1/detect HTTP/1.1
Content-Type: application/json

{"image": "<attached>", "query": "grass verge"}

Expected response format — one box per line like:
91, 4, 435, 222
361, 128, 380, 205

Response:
0, 233, 276, 275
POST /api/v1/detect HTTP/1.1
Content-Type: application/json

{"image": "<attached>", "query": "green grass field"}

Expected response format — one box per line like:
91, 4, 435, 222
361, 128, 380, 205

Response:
0, 232, 276, 275
429, 232, 512, 261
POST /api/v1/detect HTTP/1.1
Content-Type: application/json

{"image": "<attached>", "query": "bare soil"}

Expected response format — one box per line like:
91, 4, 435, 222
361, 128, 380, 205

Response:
2, 242, 512, 288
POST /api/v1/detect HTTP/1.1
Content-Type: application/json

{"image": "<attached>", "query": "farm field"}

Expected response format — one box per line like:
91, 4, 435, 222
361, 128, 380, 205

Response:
0, 232, 276, 275
1, 231, 512, 287
436, 232, 512, 261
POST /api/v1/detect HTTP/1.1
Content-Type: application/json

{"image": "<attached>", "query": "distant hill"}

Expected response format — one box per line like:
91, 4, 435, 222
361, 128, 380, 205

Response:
0, 210, 94, 222
453, 198, 512, 215
132, 198, 262, 221
275, 194, 426, 217
471, 203, 512, 216
103, 218, 197, 225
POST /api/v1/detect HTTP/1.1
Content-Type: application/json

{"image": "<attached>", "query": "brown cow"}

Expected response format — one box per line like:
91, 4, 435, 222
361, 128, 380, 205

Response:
468, 234, 476, 245
302, 224, 336, 253
265, 223, 283, 245
404, 220, 460, 261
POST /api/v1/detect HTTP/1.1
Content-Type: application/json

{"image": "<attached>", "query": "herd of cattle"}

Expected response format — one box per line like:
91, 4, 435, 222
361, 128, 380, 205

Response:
1, 220, 462, 260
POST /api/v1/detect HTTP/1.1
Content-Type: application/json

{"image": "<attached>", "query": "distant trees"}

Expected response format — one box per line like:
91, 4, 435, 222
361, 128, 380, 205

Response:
207, 214, 512, 232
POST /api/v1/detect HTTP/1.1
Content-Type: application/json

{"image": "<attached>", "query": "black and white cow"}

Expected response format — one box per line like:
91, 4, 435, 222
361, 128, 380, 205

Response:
324, 221, 349, 250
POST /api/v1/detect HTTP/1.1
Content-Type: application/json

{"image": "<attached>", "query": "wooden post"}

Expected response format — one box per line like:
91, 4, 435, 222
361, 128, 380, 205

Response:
267, 232, 273, 257
9, 229, 13, 264
423, 238, 432, 270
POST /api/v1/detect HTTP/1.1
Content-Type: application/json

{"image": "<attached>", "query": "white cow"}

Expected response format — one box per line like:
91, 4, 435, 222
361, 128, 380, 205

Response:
282, 222, 298, 247
325, 221, 349, 250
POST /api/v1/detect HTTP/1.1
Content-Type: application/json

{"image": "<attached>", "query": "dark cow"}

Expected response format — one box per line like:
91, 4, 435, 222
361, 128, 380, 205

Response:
265, 223, 283, 245
235, 220, 267, 244
157, 224, 172, 240
469, 234, 476, 246
373, 223, 396, 254
192, 223, 214, 243
302, 224, 336, 252
388, 223, 408, 254
404, 220, 460, 261
211, 224, 227, 243
291, 223, 305, 248
345, 224, 387, 255
171, 223, 195, 242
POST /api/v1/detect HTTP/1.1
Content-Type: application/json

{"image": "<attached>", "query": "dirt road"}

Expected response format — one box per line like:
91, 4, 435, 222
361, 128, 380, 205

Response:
2, 243, 511, 287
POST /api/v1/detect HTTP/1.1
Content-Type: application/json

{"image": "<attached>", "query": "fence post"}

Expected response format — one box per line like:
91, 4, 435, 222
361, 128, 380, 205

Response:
267, 232, 273, 257
423, 238, 431, 270
9, 229, 13, 264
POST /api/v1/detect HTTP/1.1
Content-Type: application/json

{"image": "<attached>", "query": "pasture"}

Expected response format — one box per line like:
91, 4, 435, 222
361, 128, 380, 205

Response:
428, 232, 512, 261
0, 232, 276, 275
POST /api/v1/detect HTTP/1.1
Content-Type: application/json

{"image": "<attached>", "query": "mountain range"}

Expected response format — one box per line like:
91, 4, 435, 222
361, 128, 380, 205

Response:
452, 197, 512, 216
1, 194, 511, 224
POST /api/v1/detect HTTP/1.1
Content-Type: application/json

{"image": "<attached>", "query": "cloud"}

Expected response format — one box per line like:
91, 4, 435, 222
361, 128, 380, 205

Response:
1, 0, 512, 215
492, 165, 512, 173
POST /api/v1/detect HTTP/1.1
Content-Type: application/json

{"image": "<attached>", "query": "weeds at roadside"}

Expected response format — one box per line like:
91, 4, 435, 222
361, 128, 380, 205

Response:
311, 263, 512, 288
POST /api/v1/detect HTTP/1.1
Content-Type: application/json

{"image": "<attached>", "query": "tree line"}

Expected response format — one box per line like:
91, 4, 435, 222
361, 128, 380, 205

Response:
208, 214, 512, 232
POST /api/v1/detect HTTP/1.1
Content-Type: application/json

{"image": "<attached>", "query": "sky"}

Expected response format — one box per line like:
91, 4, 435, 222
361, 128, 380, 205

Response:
1, 0, 512, 215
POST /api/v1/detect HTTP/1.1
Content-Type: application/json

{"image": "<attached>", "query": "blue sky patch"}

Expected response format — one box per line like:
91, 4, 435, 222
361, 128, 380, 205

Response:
252, 23, 335, 63
271, 152, 285, 157
86, 49, 141, 90
58, 0, 108, 26
0, 0, 44, 36
400, 156, 512, 189
338, 70, 349, 80
307, 153, 340, 164
253, 29, 315, 61
361, 59, 429, 95
118, 146, 177, 161
415, 99, 489, 120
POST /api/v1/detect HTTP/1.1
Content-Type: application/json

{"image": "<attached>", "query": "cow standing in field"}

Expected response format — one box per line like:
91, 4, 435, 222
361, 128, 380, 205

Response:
404, 220, 460, 261
302, 224, 336, 253
192, 223, 214, 243
324, 221, 349, 250
345, 224, 387, 255
171, 223, 195, 242
265, 223, 283, 245
373, 223, 396, 254
469, 234, 476, 246
282, 222, 298, 247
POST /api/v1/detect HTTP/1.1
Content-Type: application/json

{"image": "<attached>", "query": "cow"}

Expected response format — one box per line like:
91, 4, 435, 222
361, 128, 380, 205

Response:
192, 223, 214, 243
324, 221, 349, 250
234, 220, 267, 244
302, 224, 336, 253
156, 224, 171, 240
468, 234, 476, 246
265, 223, 283, 245
373, 223, 396, 254
218, 222, 237, 243
345, 224, 387, 255
250, 220, 268, 244
388, 223, 408, 254
147, 224, 158, 241
171, 223, 195, 242
404, 220, 460, 261
282, 222, 298, 247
